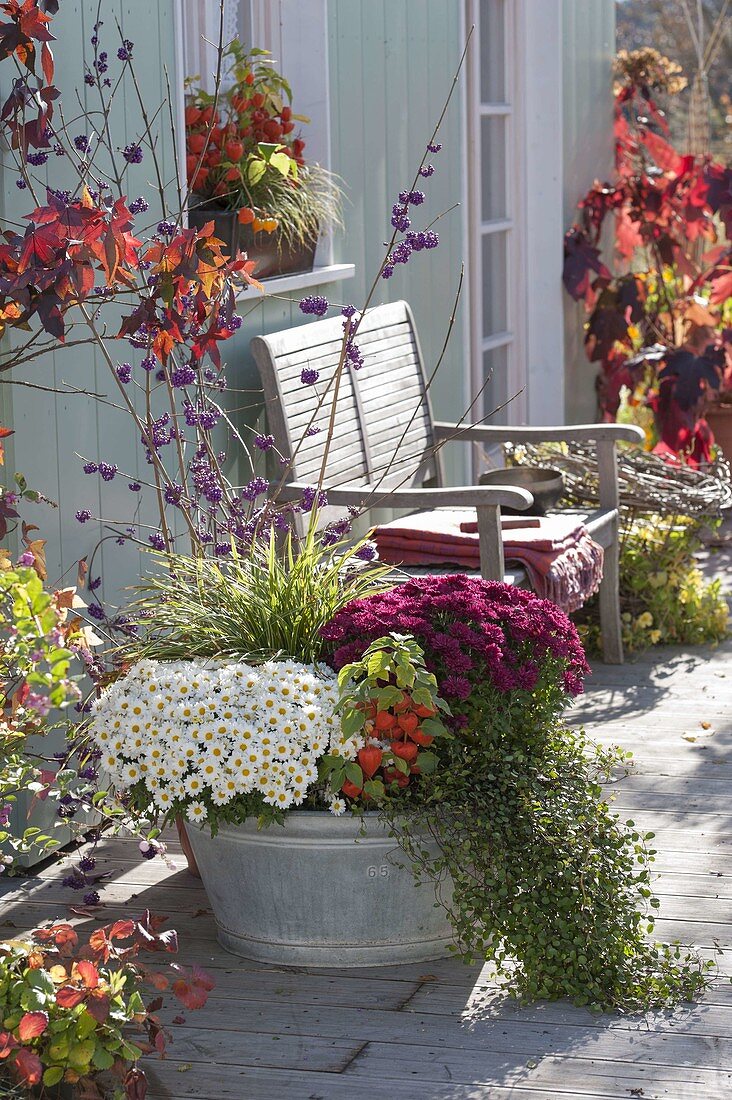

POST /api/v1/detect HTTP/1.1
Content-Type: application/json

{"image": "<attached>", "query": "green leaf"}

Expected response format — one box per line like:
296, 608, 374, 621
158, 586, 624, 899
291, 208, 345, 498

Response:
247, 158, 267, 186
77, 1010, 97, 1040
345, 763, 364, 787
92, 1045, 115, 1070
341, 710, 365, 738
377, 686, 404, 709
269, 151, 292, 177
416, 750, 438, 774
43, 1066, 65, 1087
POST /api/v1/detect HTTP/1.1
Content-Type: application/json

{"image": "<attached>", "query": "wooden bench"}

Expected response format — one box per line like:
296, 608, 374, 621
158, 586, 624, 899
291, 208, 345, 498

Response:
251, 300, 644, 663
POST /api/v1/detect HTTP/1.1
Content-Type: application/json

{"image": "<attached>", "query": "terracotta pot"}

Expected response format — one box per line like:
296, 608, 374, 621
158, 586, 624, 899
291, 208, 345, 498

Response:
188, 202, 317, 279
175, 816, 201, 878
706, 404, 732, 475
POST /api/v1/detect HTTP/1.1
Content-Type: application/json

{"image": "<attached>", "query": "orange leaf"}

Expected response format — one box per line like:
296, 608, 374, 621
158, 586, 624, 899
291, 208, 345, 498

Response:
152, 329, 176, 362
73, 959, 99, 989
17, 1011, 48, 1041
145, 970, 170, 992
33, 924, 78, 953
108, 919, 135, 941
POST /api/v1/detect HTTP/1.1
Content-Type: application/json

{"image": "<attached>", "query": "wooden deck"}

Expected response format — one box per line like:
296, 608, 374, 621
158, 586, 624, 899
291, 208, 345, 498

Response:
4, 636, 732, 1099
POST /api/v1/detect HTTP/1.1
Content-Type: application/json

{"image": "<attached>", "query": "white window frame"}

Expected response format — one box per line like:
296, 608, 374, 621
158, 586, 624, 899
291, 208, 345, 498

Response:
464, 0, 565, 468
465, 0, 526, 457
174, 0, 336, 268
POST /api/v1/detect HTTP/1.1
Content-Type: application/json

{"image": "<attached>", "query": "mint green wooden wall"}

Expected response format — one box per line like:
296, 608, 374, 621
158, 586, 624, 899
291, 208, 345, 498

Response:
1, 0, 467, 606
1, 0, 183, 606
562, 0, 616, 423
327, 0, 467, 448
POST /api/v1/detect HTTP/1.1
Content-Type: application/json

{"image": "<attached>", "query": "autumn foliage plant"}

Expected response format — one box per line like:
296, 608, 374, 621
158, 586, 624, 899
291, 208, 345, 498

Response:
0, 455, 90, 869
563, 48, 732, 464
0, 0, 266, 564
185, 39, 343, 262
0, 916, 212, 1097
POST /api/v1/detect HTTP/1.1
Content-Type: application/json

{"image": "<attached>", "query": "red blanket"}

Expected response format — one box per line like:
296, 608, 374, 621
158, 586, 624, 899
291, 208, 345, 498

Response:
373, 509, 603, 612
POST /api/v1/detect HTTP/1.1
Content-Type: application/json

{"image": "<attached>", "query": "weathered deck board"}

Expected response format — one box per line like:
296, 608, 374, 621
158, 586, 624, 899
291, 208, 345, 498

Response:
2, 633, 732, 1099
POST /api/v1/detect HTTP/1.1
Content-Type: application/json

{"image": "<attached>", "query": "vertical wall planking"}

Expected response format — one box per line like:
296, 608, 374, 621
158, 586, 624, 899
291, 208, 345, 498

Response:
328, 0, 467, 482
562, 0, 616, 424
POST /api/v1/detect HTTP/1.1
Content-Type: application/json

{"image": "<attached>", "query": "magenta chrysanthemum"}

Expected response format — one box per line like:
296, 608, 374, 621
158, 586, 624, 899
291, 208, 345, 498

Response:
321, 574, 589, 702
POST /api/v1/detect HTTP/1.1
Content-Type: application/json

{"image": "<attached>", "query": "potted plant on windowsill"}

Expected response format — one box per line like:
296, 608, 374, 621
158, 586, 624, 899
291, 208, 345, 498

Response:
185, 41, 343, 277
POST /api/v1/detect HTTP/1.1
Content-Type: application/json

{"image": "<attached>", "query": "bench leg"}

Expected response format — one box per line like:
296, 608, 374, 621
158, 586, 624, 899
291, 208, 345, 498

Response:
476, 505, 504, 581
599, 536, 624, 664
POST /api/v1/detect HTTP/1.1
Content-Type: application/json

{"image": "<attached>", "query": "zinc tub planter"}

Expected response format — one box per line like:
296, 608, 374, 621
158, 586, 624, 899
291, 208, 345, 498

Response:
186, 811, 454, 966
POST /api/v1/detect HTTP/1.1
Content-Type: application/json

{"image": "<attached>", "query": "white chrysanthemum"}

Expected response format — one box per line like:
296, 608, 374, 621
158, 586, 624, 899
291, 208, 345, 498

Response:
89, 657, 345, 821
154, 788, 174, 810
184, 774, 205, 796
328, 797, 347, 817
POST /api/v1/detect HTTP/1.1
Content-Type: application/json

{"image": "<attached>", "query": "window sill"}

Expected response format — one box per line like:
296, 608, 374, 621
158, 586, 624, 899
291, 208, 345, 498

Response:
242, 263, 356, 299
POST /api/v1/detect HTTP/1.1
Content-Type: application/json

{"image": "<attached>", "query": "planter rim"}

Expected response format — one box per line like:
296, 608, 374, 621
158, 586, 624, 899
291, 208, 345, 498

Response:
187, 809, 423, 846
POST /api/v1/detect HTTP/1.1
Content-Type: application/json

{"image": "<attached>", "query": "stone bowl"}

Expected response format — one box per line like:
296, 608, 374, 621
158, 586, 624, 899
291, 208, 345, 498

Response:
479, 466, 565, 515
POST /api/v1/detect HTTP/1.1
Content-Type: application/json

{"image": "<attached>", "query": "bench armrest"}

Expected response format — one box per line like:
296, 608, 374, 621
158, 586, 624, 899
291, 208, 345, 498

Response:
433, 421, 645, 445
277, 481, 533, 512
276, 481, 533, 581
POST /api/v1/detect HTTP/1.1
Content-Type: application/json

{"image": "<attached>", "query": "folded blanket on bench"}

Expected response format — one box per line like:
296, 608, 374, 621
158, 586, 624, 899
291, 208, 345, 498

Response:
373, 509, 603, 613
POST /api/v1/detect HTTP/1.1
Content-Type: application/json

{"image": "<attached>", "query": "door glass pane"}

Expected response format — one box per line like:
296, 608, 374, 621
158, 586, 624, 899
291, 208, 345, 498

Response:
481, 231, 508, 337
480, 0, 506, 103
481, 115, 507, 221
481, 345, 509, 426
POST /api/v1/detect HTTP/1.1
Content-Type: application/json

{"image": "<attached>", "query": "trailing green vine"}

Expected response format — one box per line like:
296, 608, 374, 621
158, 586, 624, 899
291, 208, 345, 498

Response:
385, 711, 712, 1010
322, 574, 714, 1011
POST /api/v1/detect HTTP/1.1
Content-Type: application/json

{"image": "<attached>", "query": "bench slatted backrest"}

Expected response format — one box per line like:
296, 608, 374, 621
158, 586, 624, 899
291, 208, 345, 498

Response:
250, 300, 443, 491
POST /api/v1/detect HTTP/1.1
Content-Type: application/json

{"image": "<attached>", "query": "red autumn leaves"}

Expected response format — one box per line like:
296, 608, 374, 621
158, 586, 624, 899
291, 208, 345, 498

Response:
0, 183, 259, 365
